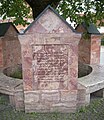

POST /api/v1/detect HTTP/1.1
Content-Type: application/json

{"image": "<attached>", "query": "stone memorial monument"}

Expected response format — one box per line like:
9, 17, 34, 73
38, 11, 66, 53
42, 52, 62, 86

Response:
76, 22, 101, 64
19, 6, 81, 113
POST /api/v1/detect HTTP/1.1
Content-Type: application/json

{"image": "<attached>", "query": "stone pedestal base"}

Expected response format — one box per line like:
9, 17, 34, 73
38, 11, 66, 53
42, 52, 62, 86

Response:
24, 90, 78, 113
14, 84, 24, 111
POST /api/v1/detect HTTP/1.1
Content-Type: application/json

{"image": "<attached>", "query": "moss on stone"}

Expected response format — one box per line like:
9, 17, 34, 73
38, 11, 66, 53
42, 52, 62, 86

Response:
10, 70, 22, 79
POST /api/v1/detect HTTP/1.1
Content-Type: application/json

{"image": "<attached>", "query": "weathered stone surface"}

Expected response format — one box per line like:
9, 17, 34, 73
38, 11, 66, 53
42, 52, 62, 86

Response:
19, 6, 81, 113
61, 90, 77, 102
26, 9, 73, 34
15, 84, 24, 111
24, 91, 40, 103
76, 24, 101, 65
25, 103, 50, 113
78, 65, 104, 105
0, 68, 24, 111
41, 91, 60, 102
23, 68, 33, 91
77, 89, 86, 101
9, 95, 15, 107
77, 83, 86, 107
38, 81, 60, 90
90, 35, 101, 64
0, 24, 21, 68
52, 102, 76, 107
14, 85, 24, 111
78, 37, 91, 64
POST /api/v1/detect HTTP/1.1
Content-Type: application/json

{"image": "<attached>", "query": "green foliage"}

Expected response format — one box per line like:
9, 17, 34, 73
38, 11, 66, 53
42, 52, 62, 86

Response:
82, 32, 91, 40
0, 0, 104, 26
101, 36, 104, 46
57, 0, 104, 26
0, 94, 9, 105
0, 0, 31, 26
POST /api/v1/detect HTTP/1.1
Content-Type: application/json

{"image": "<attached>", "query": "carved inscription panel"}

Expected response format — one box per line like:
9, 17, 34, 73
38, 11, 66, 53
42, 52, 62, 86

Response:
32, 45, 68, 89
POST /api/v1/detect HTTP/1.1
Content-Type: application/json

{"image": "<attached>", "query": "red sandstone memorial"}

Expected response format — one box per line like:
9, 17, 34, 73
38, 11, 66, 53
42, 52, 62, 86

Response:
76, 23, 101, 65
19, 6, 81, 112
0, 22, 21, 68
0, 22, 23, 110
0, 6, 104, 113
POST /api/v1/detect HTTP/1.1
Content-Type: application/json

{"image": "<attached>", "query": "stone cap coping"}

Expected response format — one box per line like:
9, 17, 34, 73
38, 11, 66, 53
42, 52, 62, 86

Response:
0, 68, 23, 95
78, 64, 104, 94
76, 22, 101, 35
0, 22, 19, 37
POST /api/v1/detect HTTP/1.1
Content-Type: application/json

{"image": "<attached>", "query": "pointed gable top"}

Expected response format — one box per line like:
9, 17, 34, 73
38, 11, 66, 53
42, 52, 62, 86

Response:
0, 22, 19, 37
24, 5, 78, 34
76, 22, 100, 35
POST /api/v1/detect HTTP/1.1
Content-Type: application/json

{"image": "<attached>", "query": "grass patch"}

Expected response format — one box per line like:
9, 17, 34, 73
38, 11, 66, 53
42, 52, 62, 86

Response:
0, 94, 9, 105
0, 94, 104, 120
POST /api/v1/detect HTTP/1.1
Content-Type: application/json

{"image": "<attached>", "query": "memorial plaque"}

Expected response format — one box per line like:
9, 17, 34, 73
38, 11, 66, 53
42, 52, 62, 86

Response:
32, 44, 68, 89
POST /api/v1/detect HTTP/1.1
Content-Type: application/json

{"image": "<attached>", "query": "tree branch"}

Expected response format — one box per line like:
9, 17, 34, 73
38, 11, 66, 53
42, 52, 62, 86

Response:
25, 0, 61, 19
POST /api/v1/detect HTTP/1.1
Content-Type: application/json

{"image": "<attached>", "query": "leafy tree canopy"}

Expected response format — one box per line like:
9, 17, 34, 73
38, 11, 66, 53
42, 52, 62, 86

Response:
58, 0, 104, 26
0, 0, 31, 26
0, 0, 104, 26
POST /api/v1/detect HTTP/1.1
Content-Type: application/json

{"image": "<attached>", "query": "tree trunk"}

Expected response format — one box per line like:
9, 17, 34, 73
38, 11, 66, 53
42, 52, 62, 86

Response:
25, 0, 61, 19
